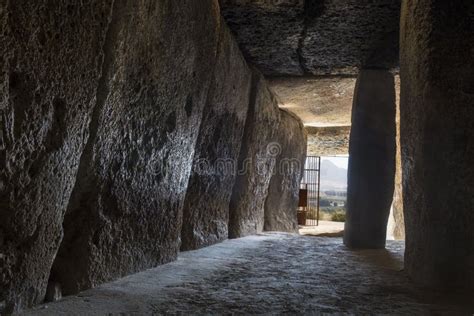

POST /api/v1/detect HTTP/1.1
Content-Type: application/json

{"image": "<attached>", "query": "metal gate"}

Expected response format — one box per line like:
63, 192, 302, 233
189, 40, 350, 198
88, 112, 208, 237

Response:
300, 156, 321, 226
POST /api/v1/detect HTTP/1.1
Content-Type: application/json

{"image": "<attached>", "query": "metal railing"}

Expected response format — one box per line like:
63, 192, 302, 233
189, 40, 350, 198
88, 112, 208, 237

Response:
300, 156, 321, 226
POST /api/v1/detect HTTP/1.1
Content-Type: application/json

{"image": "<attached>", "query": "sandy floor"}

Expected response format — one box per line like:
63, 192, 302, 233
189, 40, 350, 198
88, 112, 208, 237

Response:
26, 234, 473, 315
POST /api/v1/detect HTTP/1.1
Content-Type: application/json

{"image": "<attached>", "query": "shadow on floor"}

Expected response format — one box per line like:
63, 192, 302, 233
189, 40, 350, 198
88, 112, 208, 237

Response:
350, 248, 404, 271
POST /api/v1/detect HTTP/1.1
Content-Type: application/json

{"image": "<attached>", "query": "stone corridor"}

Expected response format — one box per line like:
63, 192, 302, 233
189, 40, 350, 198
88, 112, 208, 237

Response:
26, 235, 473, 315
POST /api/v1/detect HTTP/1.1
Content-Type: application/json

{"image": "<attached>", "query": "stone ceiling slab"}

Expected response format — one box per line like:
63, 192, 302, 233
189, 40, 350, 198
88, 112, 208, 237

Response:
221, 0, 401, 76
269, 77, 355, 126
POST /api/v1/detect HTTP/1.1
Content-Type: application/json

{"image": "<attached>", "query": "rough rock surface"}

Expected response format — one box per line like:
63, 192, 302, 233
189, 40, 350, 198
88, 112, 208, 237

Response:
392, 76, 405, 240
269, 77, 356, 126
302, 0, 401, 75
0, 1, 112, 312
264, 110, 306, 233
344, 69, 396, 249
221, 0, 401, 76
400, 0, 474, 289
48, 0, 221, 296
269, 77, 353, 156
1, 0, 310, 312
228, 71, 281, 238
306, 126, 350, 156
220, 0, 305, 76
180, 21, 252, 251
25, 235, 474, 315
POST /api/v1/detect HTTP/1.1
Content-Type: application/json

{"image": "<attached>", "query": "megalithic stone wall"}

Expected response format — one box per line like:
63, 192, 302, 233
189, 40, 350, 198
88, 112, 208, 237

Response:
400, 0, 474, 289
180, 19, 252, 251
344, 69, 396, 249
264, 109, 307, 233
0, 0, 309, 312
0, 1, 114, 312
49, 0, 221, 296
228, 70, 281, 238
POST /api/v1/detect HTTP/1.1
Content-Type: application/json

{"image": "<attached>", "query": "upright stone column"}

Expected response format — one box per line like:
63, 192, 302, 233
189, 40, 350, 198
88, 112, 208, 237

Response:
344, 69, 396, 249
400, 0, 474, 289
264, 109, 307, 233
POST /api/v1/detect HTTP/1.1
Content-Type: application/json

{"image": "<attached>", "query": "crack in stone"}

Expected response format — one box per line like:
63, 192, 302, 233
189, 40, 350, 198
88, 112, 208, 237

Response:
296, 7, 309, 74
48, 0, 121, 293
298, 0, 326, 74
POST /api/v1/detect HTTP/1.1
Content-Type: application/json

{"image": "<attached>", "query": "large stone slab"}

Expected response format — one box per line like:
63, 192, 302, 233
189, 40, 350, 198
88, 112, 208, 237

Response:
229, 70, 281, 238
302, 0, 401, 75
180, 21, 252, 251
306, 126, 351, 156
0, 1, 113, 312
269, 77, 356, 126
264, 109, 306, 233
221, 0, 400, 76
344, 69, 396, 249
400, 0, 474, 289
220, 0, 305, 76
49, 0, 220, 296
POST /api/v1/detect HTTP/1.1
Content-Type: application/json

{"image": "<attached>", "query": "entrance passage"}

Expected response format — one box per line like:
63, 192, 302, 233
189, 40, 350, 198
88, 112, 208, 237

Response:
299, 156, 321, 226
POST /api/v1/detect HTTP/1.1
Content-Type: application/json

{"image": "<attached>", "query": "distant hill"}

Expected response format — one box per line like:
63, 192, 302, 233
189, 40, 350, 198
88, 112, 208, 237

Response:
320, 159, 347, 191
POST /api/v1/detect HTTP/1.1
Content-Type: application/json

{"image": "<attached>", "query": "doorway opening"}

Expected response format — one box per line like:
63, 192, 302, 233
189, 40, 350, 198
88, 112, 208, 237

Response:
319, 156, 348, 223
298, 156, 321, 226
299, 155, 348, 236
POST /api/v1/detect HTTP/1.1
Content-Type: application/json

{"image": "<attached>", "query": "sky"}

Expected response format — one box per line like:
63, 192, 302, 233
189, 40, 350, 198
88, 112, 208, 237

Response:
321, 156, 348, 169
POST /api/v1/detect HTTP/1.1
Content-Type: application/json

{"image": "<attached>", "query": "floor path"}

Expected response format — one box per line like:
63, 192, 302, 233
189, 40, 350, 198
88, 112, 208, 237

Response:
26, 234, 474, 315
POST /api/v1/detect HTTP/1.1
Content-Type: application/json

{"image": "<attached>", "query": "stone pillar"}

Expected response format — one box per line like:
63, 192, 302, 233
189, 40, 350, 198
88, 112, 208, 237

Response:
400, 0, 474, 289
344, 69, 396, 249
264, 109, 307, 233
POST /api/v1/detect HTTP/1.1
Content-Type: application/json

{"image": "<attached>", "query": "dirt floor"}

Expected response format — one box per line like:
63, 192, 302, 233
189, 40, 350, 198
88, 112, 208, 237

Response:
25, 234, 474, 315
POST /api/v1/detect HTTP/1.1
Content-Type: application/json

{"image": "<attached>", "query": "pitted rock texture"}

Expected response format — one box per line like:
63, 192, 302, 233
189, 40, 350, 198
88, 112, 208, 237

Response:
0, 1, 112, 312
264, 110, 306, 233
221, 0, 400, 76
344, 69, 396, 249
180, 20, 252, 251
269, 77, 356, 126
301, 0, 401, 75
48, 0, 221, 296
220, 0, 305, 76
1, 0, 311, 312
400, 0, 474, 289
229, 70, 281, 238
306, 126, 350, 156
